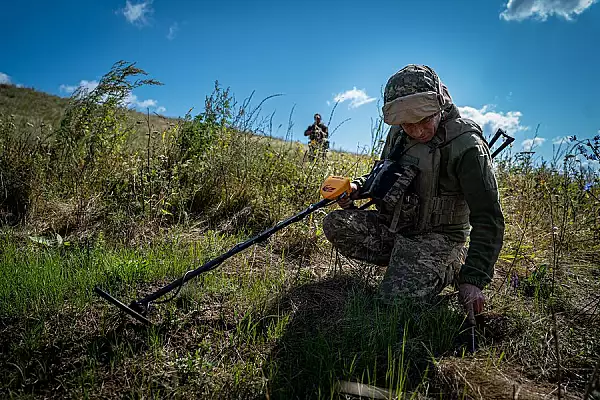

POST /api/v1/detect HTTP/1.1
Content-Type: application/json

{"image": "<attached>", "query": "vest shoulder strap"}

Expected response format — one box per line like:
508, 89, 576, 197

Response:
442, 118, 484, 145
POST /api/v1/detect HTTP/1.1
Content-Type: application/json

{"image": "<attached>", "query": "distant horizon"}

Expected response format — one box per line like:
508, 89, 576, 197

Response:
2, 78, 596, 169
3, 0, 599, 169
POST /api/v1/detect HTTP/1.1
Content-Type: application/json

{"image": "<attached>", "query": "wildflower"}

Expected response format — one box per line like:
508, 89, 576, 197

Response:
584, 182, 595, 191
510, 272, 519, 290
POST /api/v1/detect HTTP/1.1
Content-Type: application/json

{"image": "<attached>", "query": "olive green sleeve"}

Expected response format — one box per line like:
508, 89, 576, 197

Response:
455, 141, 505, 289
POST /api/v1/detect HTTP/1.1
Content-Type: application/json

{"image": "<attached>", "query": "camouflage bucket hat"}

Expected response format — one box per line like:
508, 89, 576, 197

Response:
382, 64, 453, 125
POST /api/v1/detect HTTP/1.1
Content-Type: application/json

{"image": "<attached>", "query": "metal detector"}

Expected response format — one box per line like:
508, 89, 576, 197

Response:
95, 177, 354, 325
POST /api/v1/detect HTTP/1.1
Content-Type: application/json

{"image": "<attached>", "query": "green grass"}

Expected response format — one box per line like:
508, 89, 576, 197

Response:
0, 237, 469, 399
0, 230, 246, 317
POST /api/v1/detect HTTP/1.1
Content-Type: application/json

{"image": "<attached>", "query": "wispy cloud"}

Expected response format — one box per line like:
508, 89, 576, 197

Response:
60, 80, 99, 94
127, 93, 157, 108
458, 104, 529, 137
156, 106, 167, 114
552, 136, 571, 145
167, 22, 179, 40
334, 87, 376, 109
0, 72, 12, 84
59, 79, 159, 110
522, 137, 546, 151
120, 0, 153, 26
500, 0, 597, 21
580, 158, 600, 169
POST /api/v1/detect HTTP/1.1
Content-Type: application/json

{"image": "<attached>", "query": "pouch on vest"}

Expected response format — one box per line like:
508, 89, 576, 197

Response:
376, 163, 420, 233
388, 192, 420, 233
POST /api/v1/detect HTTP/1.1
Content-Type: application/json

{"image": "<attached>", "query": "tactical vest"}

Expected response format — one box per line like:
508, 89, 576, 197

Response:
310, 124, 326, 142
385, 118, 484, 235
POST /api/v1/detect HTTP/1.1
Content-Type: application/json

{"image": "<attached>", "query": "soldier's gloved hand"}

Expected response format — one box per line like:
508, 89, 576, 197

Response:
458, 283, 485, 326
337, 183, 359, 209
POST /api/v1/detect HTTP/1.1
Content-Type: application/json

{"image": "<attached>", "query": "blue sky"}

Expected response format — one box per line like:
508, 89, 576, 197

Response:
2, 0, 599, 164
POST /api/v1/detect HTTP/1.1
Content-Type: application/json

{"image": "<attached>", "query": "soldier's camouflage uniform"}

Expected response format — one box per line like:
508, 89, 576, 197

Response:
304, 122, 329, 160
323, 65, 505, 303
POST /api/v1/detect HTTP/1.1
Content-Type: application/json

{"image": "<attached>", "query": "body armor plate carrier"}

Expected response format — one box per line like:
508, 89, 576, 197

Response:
360, 118, 484, 234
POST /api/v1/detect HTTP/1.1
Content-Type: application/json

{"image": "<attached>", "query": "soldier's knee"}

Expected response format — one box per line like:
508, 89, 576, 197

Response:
324, 209, 355, 242
322, 211, 341, 242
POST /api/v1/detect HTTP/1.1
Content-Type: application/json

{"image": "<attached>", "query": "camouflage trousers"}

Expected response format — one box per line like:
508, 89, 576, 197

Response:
323, 209, 467, 302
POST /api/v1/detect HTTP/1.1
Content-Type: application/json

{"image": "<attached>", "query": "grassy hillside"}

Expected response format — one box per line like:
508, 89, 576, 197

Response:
0, 61, 599, 399
0, 81, 175, 147
0, 83, 68, 124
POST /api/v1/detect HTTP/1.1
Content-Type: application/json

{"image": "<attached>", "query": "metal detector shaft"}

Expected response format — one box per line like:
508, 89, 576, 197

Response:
135, 198, 333, 307
96, 197, 335, 322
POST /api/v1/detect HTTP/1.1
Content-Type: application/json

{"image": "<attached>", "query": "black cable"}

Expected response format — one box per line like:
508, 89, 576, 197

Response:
151, 269, 194, 305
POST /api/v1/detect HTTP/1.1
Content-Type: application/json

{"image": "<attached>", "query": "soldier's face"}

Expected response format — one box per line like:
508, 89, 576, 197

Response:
315, 115, 321, 124
401, 112, 441, 143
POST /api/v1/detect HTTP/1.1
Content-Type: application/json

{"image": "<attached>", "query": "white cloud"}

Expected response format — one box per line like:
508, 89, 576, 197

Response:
581, 159, 600, 169
59, 84, 77, 93
59, 80, 159, 110
458, 104, 528, 137
552, 136, 571, 145
0, 72, 11, 84
120, 0, 153, 26
167, 22, 179, 40
125, 93, 157, 108
334, 87, 376, 109
521, 137, 546, 151
500, 0, 597, 21
156, 106, 167, 113
137, 99, 157, 108
59, 80, 99, 94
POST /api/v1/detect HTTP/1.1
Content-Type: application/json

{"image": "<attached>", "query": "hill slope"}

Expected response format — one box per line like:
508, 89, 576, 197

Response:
0, 83, 174, 135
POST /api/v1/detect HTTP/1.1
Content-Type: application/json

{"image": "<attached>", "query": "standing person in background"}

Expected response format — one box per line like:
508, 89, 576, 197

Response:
304, 113, 329, 160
